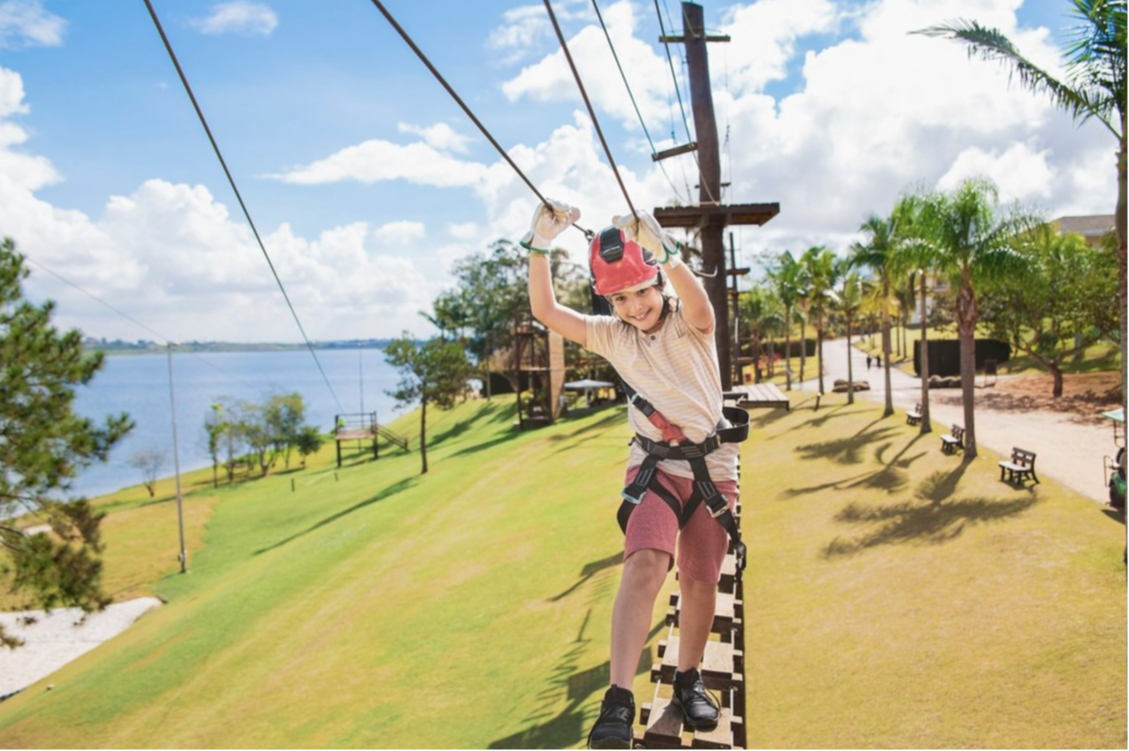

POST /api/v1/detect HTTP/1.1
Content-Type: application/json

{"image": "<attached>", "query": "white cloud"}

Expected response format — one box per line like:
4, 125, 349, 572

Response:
696, 0, 1107, 254
487, 4, 551, 64
0, 0, 65, 49
0, 63, 443, 342
188, 1, 278, 37
396, 122, 472, 154
487, 0, 593, 64
447, 222, 481, 241
936, 141, 1055, 202
372, 220, 426, 248
720, 0, 840, 94
501, 1, 672, 129
268, 138, 488, 187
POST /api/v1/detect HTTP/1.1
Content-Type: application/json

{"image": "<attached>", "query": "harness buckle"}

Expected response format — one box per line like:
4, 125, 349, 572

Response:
621, 488, 646, 505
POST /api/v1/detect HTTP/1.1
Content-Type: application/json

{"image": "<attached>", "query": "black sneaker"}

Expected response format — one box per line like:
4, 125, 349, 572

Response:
587, 685, 635, 749
671, 668, 719, 731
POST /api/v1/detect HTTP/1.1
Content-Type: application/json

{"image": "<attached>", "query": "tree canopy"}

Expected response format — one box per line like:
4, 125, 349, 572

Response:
0, 238, 133, 648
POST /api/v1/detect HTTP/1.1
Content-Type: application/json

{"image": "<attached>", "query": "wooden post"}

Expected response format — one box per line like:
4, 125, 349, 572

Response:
684, 1, 730, 389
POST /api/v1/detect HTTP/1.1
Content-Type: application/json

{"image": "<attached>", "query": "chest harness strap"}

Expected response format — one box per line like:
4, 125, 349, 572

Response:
616, 384, 751, 573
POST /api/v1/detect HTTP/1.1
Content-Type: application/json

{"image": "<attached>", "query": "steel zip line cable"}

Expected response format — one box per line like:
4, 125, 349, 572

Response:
591, 0, 686, 203
544, 0, 641, 217
367, 0, 594, 240
141, 0, 344, 413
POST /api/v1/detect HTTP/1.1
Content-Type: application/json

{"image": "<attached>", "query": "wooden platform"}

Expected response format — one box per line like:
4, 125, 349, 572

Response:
334, 428, 373, 441
725, 383, 789, 410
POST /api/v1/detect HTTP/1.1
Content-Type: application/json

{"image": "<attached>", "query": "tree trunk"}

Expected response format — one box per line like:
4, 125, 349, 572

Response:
1051, 364, 1064, 398
881, 277, 894, 417
846, 317, 855, 406
957, 273, 978, 458
816, 313, 825, 396
420, 400, 428, 475
784, 307, 793, 390
799, 315, 807, 384
1115, 134, 1124, 562
919, 274, 932, 434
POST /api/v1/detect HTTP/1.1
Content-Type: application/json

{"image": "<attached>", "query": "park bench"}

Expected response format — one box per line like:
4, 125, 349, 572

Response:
940, 425, 964, 454
906, 403, 922, 426
998, 447, 1039, 485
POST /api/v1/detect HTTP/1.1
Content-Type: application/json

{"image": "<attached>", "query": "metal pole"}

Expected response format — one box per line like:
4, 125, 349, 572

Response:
166, 344, 187, 573
729, 231, 739, 384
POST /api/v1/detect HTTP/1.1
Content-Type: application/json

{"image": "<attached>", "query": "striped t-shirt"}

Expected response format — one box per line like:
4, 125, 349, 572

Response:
584, 305, 739, 482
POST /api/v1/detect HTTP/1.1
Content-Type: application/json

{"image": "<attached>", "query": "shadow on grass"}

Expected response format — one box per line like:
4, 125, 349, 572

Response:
784, 433, 930, 498
795, 425, 903, 465
748, 404, 792, 428
551, 408, 624, 439
548, 551, 622, 602
489, 609, 663, 750
430, 401, 504, 447
253, 476, 419, 556
450, 429, 525, 458
822, 463, 1039, 558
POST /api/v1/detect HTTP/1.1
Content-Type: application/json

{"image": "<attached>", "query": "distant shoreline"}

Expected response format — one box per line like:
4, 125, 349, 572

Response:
82, 339, 397, 357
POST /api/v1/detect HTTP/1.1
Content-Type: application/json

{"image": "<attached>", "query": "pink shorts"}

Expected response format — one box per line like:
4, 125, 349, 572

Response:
622, 464, 739, 584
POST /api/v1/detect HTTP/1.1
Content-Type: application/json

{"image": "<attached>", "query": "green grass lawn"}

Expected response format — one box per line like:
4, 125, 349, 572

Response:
0, 392, 1123, 748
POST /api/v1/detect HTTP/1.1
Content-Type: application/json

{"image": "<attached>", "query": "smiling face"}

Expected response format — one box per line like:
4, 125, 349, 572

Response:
609, 284, 665, 334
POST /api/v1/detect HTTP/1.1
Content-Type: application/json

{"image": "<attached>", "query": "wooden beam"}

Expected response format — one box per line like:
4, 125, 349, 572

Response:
653, 202, 780, 228
652, 142, 697, 161
659, 34, 731, 43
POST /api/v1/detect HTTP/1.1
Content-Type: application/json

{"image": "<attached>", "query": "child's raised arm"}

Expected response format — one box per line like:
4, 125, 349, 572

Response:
614, 211, 714, 335
524, 200, 589, 347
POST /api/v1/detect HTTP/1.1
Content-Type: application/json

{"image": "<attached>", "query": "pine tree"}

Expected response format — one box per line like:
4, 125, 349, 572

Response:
0, 238, 133, 648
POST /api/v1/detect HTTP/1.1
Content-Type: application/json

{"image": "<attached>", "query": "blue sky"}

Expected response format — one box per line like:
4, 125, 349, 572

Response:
0, 0, 1114, 343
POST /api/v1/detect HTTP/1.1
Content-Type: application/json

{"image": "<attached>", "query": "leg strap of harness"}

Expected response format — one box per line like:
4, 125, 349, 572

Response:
617, 457, 747, 575
618, 455, 678, 534
688, 458, 747, 574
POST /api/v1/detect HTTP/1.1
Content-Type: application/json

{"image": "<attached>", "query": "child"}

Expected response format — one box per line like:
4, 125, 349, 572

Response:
524, 200, 740, 749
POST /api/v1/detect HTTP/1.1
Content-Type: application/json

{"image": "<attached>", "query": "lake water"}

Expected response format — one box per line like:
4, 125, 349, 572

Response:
72, 349, 405, 498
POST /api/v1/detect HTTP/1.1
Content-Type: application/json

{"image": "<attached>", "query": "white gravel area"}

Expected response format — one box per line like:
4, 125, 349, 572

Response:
0, 597, 162, 699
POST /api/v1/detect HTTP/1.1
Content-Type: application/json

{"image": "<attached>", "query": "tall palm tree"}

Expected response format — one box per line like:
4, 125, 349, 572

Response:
918, 0, 1127, 419
851, 214, 900, 417
891, 194, 937, 433
769, 251, 804, 390
892, 277, 917, 360
833, 268, 866, 405
802, 246, 839, 396
918, 178, 1033, 458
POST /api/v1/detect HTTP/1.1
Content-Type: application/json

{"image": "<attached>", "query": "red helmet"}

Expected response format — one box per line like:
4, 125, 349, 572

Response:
589, 226, 661, 296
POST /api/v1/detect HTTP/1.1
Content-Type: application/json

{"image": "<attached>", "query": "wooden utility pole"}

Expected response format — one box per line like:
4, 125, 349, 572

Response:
654, 2, 778, 389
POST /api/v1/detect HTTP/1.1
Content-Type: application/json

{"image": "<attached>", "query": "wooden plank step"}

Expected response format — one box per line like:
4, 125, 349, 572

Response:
640, 692, 742, 750
654, 637, 744, 690
668, 591, 742, 634
675, 553, 739, 593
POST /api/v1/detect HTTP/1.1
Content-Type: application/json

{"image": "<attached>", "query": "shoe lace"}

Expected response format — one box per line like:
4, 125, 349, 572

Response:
587, 694, 634, 746
679, 675, 720, 712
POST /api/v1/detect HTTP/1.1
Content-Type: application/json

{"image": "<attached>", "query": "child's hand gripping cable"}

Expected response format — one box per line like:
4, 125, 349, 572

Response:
520, 199, 580, 254
611, 209, 682, 267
